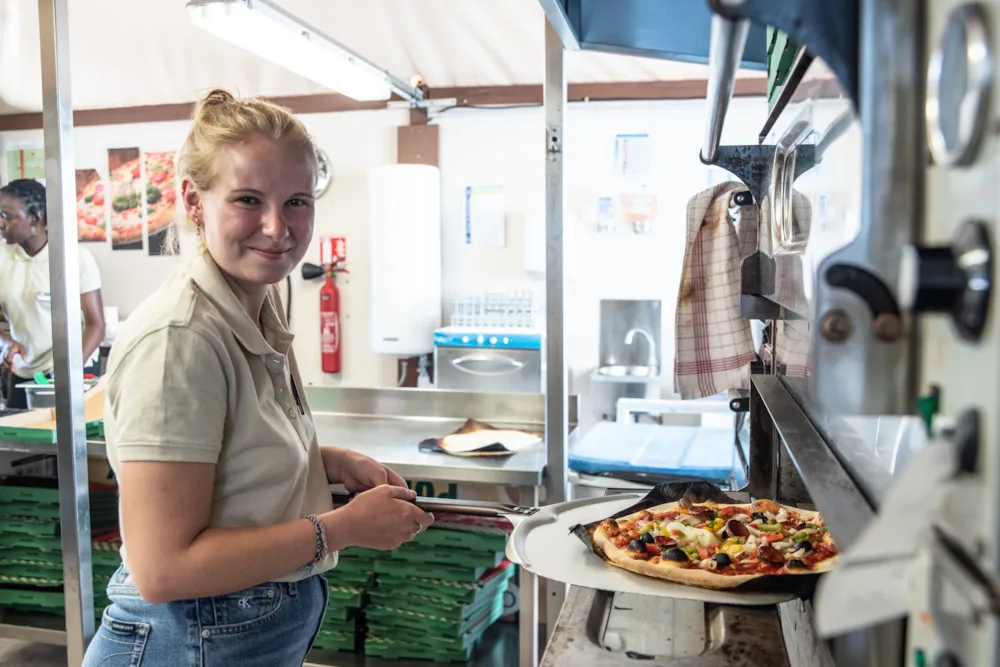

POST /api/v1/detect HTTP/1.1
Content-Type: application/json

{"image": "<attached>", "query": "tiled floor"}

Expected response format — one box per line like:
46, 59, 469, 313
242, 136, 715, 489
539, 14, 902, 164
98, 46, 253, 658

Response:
0, 640, 67, 666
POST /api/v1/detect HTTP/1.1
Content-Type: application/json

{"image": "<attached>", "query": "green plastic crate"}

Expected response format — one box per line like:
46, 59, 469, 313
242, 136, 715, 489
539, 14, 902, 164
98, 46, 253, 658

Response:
0, 588, 65, 611
373, 560, 487, 584
367, 596, 505, 636
410, 525, 509, 553
326, 585, 364, 607
0, 517, 59, 538
311, 629, 357, 652
323, 569, 373, 588
0, 420, 103, 444
0, 486, 60, 505
373, 569, 513, 609
388, 545, 503, 570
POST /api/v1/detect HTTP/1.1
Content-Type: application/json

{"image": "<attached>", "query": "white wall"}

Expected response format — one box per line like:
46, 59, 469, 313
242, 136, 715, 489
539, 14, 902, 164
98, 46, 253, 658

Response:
0, 109, 409, 389
4, 98, 849, 405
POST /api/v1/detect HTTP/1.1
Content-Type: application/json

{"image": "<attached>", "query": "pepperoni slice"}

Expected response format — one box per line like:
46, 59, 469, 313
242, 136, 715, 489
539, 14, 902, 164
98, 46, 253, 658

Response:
725, 519, 749, 538
653, 536, 676, 546
758, 545, 785, 565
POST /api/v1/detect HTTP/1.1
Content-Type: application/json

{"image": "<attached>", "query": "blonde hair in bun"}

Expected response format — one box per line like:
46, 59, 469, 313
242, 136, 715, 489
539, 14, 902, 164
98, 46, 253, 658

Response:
168, 88, 317, 253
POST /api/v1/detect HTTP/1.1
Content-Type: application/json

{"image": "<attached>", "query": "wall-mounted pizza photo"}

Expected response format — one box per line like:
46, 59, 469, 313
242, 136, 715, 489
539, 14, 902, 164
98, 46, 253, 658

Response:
145, 150, 178, 256
75, 169, 106, 243
107, 147, 143, 251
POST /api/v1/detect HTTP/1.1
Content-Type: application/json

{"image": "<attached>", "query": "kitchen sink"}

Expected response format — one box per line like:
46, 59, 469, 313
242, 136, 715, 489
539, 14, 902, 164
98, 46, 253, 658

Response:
596, 365, 658, 378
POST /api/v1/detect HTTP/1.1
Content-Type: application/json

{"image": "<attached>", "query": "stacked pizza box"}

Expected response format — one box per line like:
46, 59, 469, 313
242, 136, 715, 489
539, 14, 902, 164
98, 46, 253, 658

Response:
0, 479, 120, 623
363, 520, 515, 662
310, 548, 375, 653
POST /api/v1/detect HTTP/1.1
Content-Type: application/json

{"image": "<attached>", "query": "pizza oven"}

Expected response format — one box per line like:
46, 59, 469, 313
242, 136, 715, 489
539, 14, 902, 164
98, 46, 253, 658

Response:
533, 1, 983, 666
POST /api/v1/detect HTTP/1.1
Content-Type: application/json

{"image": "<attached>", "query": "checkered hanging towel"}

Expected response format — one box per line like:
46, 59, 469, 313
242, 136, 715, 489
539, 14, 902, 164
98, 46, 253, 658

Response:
674, 183, 759, 399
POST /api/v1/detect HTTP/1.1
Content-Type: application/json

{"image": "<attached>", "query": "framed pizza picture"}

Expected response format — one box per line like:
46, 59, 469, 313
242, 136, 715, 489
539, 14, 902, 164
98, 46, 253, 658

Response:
107, 147, 143, 250
75, 169, 106, 243
145, 151, 179, 256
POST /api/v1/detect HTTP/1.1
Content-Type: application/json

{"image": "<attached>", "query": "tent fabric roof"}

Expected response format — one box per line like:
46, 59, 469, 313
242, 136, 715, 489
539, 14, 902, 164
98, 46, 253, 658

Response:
0, 0, 763, 114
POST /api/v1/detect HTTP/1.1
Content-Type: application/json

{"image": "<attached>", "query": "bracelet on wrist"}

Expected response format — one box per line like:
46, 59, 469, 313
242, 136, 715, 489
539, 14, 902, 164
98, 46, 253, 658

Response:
305, 514, 329, 566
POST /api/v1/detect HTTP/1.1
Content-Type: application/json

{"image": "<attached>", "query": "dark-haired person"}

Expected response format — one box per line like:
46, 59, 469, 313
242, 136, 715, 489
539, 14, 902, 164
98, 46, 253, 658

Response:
0, 179, 105, 409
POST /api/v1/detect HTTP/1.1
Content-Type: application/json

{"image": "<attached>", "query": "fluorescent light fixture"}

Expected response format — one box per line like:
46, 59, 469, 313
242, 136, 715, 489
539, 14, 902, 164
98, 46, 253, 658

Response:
188, 0, 420, 102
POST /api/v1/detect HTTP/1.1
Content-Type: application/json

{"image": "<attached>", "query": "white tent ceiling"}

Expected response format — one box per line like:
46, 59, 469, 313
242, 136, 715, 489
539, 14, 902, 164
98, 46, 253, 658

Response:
0, 0, 764, 114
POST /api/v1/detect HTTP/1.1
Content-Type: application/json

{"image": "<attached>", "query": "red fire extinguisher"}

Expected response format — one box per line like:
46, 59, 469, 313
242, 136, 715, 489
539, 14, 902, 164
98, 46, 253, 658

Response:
319, 257, 349, 374
319, 267, 341, 374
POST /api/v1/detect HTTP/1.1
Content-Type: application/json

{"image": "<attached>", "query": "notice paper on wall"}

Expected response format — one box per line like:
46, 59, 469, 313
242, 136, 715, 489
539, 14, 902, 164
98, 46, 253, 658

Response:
464, 185, 506, 247
614, 133, 652, 177
6, 147, 45, 182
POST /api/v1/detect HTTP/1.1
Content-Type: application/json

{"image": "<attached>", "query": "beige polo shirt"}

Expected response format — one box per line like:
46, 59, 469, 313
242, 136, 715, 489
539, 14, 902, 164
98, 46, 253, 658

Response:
104, 251, 336, 582
0, 243, 102, 377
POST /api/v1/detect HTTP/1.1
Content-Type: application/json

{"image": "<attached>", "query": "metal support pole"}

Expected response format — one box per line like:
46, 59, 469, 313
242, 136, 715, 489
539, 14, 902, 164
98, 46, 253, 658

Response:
518, 486, 540, 667
543, 17, 568, 642
38, 0, 94, 663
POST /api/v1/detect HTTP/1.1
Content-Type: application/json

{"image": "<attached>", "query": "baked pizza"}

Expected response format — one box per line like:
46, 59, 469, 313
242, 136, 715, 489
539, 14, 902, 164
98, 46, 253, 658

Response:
76, 174, 106, 242
144, 151, 178, 237
593, 497, 838, 589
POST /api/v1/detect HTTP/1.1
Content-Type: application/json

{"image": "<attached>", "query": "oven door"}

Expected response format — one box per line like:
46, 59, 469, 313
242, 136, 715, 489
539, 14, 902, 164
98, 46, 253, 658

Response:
434, 347, 541, 393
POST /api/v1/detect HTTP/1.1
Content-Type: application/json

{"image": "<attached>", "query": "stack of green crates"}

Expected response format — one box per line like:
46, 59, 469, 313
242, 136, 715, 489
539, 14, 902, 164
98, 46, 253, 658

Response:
364, 523, 515, 662
0, 480, 120, 623
311, 547, 376, 653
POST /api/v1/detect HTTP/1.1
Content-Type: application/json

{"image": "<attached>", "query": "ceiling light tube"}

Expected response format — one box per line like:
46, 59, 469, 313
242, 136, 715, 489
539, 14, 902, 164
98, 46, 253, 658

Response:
187, 0, 422, 102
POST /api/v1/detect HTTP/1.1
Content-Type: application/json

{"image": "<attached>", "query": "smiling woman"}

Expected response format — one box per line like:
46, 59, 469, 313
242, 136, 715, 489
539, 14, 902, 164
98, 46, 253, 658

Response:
82, 90, 434, 667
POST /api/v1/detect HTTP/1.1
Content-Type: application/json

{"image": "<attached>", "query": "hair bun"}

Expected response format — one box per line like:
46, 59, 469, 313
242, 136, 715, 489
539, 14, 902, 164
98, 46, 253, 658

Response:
194, 89, 236, 117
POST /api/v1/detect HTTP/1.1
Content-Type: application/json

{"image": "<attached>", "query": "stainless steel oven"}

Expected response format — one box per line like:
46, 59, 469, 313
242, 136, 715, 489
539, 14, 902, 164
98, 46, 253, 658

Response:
433, 327, 543, 393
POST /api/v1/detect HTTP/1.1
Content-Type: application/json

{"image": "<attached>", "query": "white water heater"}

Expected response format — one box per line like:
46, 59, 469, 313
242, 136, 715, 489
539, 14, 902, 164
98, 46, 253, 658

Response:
367, 164, 442, 355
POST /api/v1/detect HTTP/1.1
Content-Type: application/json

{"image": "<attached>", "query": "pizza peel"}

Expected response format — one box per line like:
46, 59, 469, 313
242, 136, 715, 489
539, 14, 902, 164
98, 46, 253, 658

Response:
330, 490, 797, 606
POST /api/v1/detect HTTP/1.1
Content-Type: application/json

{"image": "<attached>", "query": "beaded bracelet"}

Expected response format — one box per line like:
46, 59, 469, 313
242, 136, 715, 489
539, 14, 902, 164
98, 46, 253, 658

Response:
305, 514, 329, 565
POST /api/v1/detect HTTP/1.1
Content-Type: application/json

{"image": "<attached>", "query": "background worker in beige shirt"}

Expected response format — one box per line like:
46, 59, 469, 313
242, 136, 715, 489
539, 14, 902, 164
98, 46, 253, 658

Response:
0, 178, 106, 409
83, 90, 434, 667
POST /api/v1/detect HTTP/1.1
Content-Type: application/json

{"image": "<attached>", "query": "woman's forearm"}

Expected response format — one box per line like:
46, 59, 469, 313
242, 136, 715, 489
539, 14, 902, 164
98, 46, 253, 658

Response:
320, 445, 349, 483
81, 320, 105, 365
135, 511, 349, 604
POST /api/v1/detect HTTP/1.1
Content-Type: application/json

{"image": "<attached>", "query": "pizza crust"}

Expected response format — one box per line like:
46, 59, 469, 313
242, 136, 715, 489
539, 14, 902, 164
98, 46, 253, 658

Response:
593, 500, 838, 590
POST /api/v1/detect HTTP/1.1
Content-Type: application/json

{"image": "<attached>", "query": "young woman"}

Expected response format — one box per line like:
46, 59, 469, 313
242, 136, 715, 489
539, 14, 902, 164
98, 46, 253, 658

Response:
0, 179, 106, 408
82, 90, 433, 667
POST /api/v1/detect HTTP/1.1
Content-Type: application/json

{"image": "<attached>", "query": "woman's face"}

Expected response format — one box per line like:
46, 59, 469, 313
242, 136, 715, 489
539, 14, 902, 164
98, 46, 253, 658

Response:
0, 194, 42, 245
185, 135, 315, 290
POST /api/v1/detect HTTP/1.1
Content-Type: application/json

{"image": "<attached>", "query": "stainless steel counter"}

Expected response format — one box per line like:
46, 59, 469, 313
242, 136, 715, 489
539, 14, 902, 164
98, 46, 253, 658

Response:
307, 385, 579, 487
312, 414, 547, 486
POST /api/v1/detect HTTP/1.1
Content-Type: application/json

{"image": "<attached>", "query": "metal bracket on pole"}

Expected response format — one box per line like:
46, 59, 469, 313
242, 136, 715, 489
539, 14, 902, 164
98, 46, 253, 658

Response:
37, 0, 94, 664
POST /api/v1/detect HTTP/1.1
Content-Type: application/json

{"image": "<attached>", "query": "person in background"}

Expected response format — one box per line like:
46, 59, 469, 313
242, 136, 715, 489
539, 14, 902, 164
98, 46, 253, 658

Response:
0, 178, 105, 409
82, 89, 433, 667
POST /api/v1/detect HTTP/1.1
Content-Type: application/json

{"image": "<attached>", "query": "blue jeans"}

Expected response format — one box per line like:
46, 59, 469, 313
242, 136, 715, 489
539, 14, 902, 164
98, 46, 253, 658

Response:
82, 565, 328, 667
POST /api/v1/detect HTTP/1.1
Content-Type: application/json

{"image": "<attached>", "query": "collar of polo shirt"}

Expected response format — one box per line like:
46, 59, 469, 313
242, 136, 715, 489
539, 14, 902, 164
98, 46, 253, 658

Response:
188, 252, 295, 358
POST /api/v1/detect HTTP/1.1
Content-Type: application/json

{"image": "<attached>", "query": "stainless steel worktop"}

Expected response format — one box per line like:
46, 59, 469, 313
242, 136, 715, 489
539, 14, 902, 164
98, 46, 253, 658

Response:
0, 387, 580, 487
312, 414, 547, 486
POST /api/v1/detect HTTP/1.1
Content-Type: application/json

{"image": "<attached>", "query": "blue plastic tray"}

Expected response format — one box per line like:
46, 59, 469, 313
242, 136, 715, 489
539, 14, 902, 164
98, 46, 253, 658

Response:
569, 421, 741, 483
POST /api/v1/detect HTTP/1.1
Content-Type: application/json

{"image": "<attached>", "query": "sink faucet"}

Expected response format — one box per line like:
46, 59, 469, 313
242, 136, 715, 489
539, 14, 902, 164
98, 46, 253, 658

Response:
624, 328, 658, 372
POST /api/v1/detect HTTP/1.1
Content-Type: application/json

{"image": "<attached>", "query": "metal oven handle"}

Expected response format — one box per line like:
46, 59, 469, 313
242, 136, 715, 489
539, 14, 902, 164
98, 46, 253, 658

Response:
450, 354, 525, 377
